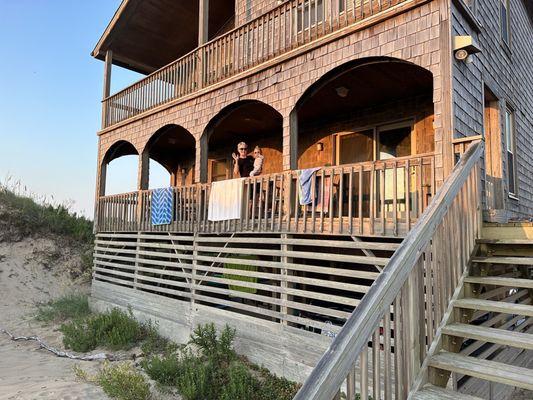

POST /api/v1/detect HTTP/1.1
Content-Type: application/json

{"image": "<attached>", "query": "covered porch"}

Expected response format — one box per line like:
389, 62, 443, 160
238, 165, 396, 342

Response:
96, 58, 436, 237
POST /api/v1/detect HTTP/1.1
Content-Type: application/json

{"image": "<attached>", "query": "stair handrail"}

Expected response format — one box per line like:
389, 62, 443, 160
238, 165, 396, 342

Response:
293, 141, 484, 400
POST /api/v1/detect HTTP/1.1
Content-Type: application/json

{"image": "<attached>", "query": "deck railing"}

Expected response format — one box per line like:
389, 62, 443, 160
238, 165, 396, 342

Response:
292, 142, 483, 399
102, 0, 413, 128
96, 154, 435, 237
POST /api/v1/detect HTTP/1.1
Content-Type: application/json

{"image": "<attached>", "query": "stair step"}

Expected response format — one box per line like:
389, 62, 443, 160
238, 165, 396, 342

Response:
412, 384, 483, 400
442, 323, 533, 350
454, 298, 533, 317
472, 256, 533, 266
429, 351, 533, 390
464, 276, 533, 289
477, 239, 533, 245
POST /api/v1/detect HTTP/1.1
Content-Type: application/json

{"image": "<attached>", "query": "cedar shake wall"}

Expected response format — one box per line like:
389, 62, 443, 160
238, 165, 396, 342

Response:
235, 0, 280, 25
451, 0, 533, 219
95, 1, 447, 202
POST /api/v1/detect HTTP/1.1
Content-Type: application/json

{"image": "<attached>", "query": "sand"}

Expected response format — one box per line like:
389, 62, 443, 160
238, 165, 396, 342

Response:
0, 237, 109, 400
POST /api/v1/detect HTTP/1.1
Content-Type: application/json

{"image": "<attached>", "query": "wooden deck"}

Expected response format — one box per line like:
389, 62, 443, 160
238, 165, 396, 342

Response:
95, 154, 435, 237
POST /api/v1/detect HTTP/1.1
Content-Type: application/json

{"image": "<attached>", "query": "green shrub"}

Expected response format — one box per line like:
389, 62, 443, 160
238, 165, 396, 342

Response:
220, 362, 258, 400
189, 323, 236, 364
97, 362, 151, 400
141, 352, 182, 386
36, 294, 91, 323
175, 351, 213, 400
61, 308, 145, 352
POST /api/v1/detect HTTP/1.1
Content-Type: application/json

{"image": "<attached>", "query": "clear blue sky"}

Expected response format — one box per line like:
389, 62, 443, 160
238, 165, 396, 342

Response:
0, 1, 168, 217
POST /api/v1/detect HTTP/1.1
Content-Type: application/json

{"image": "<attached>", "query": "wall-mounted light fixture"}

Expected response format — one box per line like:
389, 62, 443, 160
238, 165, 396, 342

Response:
316, 142, 324, 151
453, 36, 481, 64
335, 86, 349, 98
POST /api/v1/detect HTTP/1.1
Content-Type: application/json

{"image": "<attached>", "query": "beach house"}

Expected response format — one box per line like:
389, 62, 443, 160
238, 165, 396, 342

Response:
90, 1, 533, 398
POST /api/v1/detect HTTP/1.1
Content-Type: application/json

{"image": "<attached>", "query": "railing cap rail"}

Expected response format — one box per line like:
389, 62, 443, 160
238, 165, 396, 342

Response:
293, 141, 483, 400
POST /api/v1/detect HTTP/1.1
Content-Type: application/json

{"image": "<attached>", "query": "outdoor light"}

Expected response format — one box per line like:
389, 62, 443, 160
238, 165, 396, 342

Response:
453, 36, 481, 63
316, 142, 324, 151
335, 86, 349, 98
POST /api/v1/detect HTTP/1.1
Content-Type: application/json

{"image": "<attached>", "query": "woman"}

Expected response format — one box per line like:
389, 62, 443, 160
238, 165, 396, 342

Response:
249, 146, 264, 177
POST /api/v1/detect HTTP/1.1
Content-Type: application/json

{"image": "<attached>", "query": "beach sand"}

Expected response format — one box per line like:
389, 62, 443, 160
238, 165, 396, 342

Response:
0, 238, 108, 400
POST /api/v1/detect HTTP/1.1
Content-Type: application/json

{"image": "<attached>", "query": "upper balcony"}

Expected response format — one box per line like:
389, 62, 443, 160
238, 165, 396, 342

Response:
94, 0, 427, 130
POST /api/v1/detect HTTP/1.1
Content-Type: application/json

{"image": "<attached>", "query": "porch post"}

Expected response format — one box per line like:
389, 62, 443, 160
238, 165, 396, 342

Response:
138, 151, 150, 191
101, 50, 113, 128
199, 133, 209, 183
288, 111, 298, 170
198, 0, 209, 45
197, 0, 209, 90
137, 152, 149, 229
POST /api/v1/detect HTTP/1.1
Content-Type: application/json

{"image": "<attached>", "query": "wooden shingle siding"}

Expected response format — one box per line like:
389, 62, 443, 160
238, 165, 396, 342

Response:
235, 0, 280, 25
96, 0, 447, 200
451, 0, 533, 219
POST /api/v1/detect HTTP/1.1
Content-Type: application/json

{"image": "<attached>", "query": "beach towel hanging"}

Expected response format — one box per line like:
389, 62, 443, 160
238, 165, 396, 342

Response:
151, 187, 174, 226
298, 167, 320, 205
208, 178, 245, 221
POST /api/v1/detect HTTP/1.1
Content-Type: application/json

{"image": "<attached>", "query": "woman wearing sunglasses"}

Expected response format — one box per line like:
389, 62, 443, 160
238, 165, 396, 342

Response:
232, 142, 255, 177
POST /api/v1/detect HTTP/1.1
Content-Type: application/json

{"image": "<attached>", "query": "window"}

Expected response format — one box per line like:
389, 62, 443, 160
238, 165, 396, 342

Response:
336, 130, 374, 165
504, 107, 517, 196
296, 0, 324, 32
500, 0, 511, 45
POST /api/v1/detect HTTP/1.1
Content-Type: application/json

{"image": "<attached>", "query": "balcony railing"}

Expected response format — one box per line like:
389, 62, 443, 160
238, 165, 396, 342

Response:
96, 154, 435, 237
102, 0, 413, 128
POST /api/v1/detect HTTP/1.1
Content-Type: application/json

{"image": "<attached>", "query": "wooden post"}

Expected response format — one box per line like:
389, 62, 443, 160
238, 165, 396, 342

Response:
281, 233, 292, 325
198, 0, 209, 45
137, 152, 149, 227
197, 0, 209, 90
101, 50, 112, 128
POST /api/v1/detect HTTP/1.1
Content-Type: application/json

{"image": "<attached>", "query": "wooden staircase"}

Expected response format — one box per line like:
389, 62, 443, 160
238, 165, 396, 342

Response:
413, 235, 533, 399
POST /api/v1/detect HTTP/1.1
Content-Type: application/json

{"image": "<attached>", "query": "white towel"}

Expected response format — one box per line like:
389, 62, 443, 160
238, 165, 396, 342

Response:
208, 178, 245, 221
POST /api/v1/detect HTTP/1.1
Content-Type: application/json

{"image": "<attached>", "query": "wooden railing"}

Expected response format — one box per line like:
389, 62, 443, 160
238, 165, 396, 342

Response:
102, 0, 413, 128
95, 154, 435, 237
292, 142, 483, 399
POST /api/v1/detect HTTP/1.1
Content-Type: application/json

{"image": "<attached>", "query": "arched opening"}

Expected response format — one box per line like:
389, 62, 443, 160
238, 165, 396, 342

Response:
291, 57, 435, 170
143, 124, 196, 188
100, 140, 138, 196
289, 58, 435, 223
200, 100, 283, 183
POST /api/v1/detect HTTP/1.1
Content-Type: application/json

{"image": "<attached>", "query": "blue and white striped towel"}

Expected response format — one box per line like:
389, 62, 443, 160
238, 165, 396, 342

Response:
151, 187, 173, 226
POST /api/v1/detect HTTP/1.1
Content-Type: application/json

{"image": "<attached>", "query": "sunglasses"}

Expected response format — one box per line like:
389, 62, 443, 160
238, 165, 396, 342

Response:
238, 148, 247, 151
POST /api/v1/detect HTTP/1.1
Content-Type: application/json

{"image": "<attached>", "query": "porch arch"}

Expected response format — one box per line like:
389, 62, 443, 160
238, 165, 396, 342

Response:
200, 100, 283, 183
289, 57, 435, 169
142, 124, 196, 188
99, 140, 138, 196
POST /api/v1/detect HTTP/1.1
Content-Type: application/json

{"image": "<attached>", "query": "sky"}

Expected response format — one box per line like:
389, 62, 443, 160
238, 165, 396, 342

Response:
0, 1, 168, 217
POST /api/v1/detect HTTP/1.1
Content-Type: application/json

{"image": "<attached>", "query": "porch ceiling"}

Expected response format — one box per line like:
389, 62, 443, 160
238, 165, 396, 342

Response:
209, 103, 283, 150
298, 62, 433, 124
92, 0, 234, 75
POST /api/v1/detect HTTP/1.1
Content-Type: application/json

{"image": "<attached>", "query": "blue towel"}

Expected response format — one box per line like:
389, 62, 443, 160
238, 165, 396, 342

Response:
298, 168, 320, 205
151, 187, 173, 225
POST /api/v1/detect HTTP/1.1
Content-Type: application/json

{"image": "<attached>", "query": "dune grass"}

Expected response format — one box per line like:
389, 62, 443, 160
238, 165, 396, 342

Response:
35, 294, 91, 323
0, 179, 93, 244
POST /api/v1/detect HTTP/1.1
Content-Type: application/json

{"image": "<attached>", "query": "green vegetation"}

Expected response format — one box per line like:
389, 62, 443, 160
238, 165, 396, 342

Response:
35, 294, 91, 322
60, 307, 167, 353
142, 323, 300, 400
0, 183, 93, 243
76, 362, 151, 400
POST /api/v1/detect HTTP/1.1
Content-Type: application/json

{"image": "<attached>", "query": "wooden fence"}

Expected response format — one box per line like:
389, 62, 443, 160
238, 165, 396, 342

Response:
292, 142, 483, 399
95, 154, 435, 237
102, 0, 414, 127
